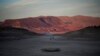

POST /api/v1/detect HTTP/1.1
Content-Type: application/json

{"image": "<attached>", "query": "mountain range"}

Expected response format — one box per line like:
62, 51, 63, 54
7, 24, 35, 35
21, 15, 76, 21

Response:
0, 15, 100, 34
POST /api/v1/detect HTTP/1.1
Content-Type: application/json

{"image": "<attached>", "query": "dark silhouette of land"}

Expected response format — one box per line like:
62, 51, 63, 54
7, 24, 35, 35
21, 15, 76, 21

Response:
0, 27, 41, 41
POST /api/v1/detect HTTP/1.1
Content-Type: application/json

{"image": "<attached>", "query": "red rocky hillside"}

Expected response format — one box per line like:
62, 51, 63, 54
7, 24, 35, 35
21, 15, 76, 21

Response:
0, 16, 100, 34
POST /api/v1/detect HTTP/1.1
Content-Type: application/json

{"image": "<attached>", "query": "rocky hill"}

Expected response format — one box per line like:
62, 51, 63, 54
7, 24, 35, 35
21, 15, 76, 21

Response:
0, 16, 100, 34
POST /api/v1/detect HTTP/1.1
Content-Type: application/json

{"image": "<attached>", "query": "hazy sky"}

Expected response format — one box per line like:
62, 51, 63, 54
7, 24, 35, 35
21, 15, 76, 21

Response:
0, 0, 100, 21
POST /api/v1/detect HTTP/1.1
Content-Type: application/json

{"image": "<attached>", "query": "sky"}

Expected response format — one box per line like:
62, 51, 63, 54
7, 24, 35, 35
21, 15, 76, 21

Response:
0, 0, 100, 21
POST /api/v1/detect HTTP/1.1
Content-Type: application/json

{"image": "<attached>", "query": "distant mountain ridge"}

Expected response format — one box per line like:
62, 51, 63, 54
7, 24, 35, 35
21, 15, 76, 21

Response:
0, 15, 100, 34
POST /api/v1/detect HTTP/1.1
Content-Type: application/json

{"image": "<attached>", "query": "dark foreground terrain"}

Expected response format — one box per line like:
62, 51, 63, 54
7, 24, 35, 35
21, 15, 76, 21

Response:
0, 26, 100, 56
